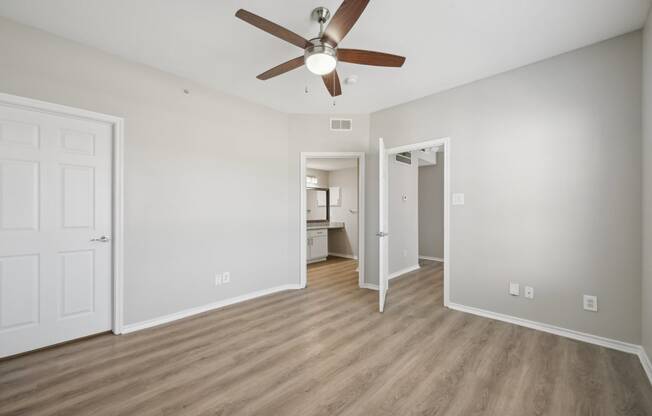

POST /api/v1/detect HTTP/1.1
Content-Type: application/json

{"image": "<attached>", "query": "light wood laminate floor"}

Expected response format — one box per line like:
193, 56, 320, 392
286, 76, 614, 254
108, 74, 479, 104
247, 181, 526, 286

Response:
1, 257, 651, 415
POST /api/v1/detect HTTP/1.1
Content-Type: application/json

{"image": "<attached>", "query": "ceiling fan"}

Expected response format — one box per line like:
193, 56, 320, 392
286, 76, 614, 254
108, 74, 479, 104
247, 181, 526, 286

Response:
235, 0, 406, 97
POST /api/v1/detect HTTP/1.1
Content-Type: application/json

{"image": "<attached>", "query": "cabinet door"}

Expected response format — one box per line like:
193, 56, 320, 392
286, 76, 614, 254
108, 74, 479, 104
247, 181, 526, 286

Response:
306, 237, 313, 261
312, 236, 328, 259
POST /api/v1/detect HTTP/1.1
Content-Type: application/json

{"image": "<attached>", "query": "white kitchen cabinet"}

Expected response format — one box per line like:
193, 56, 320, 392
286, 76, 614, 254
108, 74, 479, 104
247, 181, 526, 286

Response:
307, 228, 328, 263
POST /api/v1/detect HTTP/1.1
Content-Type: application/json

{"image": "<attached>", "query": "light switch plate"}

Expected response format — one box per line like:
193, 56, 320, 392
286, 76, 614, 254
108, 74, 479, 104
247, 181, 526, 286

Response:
509, 282, 520, 296
452, 193, 465, 205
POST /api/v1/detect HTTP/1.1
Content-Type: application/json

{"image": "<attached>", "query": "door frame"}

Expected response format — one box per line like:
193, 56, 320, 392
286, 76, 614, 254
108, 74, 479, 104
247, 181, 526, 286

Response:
0, 92, 126, 334
381, 137, 451, 307
300, 152, 366, 289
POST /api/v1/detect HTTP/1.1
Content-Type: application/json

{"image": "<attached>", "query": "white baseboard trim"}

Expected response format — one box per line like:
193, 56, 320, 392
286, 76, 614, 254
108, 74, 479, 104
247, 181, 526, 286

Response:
328, 252, 359, 260
388, 264, 420, 280
419, 255, 443, 262
640, 347, 652, 386
360, 283, 379, 291
121, 284, 302, 334
447, 302, 642, 355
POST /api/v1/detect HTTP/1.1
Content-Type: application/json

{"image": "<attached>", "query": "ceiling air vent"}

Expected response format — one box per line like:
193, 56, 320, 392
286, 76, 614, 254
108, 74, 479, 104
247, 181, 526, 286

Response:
395, 152, 412, 165
330, 118, 353, 131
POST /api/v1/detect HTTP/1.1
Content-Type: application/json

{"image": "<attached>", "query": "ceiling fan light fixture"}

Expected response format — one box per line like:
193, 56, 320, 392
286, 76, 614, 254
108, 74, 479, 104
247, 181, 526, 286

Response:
236, 1, 405, 98
305, 42, 337, 75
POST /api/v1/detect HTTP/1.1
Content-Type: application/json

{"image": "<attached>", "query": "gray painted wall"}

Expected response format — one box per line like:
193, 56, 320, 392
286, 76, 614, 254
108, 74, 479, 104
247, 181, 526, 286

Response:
366, 32, 643, 343
328, 167, 359, 258
388, 153, 419, 275
643, 12, 652, 359
0, 17, 292, 325
418, 155, 445, 259
1, 16, 647, 348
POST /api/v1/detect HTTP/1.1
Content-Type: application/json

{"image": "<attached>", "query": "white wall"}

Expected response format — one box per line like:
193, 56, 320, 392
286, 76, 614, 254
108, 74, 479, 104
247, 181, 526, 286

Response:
388, 153, 419, 275
643, 11, 652, 360
0, 18, 372, 326
0, 17, 292, 326
328, 167, 359, 258
418, 154, 445, 259
366, 32, 643, 343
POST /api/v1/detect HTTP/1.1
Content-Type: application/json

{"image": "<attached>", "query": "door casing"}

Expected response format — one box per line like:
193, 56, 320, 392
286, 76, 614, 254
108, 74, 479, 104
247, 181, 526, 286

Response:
378, 137, 451, 310
299, 152, 366, 289
0, 92, 125, 336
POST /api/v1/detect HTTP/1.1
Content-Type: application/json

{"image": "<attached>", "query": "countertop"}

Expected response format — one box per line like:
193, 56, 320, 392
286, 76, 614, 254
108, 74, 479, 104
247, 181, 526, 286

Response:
307, 222, 345, 230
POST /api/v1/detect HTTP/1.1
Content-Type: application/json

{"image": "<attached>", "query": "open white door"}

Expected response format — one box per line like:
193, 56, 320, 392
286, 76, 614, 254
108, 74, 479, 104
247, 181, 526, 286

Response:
378, 138, 389, 312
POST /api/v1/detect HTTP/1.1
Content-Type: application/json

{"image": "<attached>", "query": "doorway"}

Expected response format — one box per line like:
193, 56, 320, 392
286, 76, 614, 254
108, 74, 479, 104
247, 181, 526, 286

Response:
0, 93, 124, 357
378, 138, 450, 312
300, 152, 365, 289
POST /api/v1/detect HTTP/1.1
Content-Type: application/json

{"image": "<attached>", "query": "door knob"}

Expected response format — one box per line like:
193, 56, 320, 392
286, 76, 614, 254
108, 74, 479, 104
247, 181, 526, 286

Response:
91, 235, 111, 242
376, 232, 389, 237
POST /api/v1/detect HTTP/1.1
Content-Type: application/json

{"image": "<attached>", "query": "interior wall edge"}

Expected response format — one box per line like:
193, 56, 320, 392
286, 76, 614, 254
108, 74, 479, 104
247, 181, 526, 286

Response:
642, 5, 652, 368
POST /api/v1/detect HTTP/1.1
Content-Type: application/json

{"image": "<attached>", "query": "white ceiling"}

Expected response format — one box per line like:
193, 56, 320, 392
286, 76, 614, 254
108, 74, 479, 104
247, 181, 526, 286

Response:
0, 0, 649, 114
307, 158, 358, 171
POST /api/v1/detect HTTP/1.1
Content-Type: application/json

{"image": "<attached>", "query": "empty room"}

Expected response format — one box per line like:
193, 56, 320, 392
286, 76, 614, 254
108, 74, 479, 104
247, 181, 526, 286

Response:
1, 1, 652, 415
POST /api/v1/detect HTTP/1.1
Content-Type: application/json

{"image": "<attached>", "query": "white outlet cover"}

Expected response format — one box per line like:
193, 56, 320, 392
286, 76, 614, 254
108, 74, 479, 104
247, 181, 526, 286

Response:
583, 295, 598, 312
525, 286, 534, 299
222, 272, 230, 284
509, 282, 520, 296
215, 274, 222, 286
452, 193, 465, 205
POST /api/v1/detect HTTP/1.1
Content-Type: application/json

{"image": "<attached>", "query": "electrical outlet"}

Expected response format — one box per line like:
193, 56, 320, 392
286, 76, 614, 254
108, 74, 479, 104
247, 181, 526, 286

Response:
509, 282, 520, 296
214, 274, 222, 286
222, 272, 230, 284
583, 295, 598, 312
524, 286, 534, 299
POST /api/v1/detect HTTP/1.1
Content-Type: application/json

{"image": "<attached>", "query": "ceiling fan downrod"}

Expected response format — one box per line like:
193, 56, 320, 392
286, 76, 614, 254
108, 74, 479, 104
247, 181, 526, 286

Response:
311, 7, 331, 37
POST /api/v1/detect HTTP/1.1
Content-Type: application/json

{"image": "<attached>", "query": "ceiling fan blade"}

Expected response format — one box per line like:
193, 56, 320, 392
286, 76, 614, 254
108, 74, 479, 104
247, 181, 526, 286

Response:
338, 49, 406, 67
236, 9, 311, 49
322, 70, 342, 97
321, 0, 370, 47
257, 57, 305, 80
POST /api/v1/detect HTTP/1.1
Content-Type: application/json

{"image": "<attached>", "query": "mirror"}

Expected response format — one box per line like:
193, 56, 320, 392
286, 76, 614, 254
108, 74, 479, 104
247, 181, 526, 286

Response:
306, 188, 329, 222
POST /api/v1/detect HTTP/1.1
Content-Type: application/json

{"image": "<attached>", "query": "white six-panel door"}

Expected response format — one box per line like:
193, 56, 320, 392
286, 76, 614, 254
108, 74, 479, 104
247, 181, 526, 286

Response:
0, 103, 112, 357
